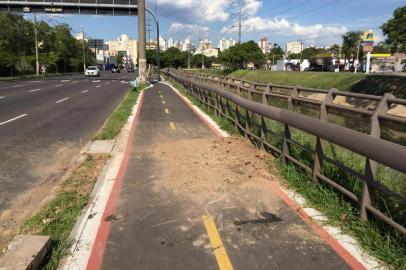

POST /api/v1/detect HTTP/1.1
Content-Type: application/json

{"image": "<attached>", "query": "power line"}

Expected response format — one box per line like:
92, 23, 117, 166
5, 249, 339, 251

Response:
286, 0, 341, 20
270, 0, 312, 18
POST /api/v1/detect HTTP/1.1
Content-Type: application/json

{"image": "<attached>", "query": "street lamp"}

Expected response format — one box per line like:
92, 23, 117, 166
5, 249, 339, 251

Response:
145, 8, 160, 81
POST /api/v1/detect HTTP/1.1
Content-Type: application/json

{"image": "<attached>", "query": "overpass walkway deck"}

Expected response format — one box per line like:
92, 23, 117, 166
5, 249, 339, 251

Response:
86, 82, 361, 270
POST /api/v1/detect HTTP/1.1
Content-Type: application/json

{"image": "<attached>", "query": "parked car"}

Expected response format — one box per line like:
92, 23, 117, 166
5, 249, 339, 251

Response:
111, 65, 120, 73
85, 66, 100, 77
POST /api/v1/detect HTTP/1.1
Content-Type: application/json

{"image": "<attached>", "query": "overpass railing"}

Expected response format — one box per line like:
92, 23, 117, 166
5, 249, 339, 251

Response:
165, 69, 406, 235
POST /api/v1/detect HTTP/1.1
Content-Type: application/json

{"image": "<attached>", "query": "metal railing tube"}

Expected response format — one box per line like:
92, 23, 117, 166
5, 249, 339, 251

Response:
168, 70, 406, 174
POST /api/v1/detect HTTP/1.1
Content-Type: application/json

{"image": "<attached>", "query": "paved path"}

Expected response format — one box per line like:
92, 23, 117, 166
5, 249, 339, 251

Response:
0, 71, 135, 246
87, 82, 358, 270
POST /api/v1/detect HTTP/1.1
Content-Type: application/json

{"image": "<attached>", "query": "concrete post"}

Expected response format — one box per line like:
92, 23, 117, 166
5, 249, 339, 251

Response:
138, 0, 147, 83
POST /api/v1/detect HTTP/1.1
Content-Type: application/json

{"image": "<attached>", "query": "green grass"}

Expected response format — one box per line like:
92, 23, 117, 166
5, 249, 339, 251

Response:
279, 164, 406, 270
20, 154, 109, 270
229, 70, 367, 90
164, 75, 406, 270
94, 84, 147, 140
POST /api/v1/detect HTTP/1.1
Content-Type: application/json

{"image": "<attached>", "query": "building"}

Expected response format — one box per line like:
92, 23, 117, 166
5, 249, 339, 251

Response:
105, 34, 138, 65
218, 38, 236, 52
194, 39, 218, 57
286, 41, 304, 54
258, 37, 271, 54
74, 31, 88, 42
167, 38, 174, 49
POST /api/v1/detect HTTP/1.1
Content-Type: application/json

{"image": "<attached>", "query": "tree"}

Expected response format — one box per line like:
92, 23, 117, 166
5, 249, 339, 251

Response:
0, 14, 94, 76
381, 6, 406, 53
342, 31, 362, 64
373, 42, 390, 53
329, 44, 341, 58
161, 47, 184, 68
116, 51, 126, 66
146, 49, 157, 65
287, 53, 300, 60
266, 43, 284, 65
219, 41, 265, 70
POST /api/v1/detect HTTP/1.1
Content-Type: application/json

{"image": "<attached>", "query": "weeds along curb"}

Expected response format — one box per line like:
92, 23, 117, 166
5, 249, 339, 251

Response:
162, 76, 400, 270
59, 84, 151, 270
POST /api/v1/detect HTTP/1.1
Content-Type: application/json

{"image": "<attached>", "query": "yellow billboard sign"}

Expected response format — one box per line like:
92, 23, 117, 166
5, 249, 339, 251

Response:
370, 53, 391, 57
363, 31, 375, 42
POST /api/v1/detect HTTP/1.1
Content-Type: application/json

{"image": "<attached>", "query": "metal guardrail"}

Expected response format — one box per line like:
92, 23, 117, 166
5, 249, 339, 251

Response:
165, 69, 406, 235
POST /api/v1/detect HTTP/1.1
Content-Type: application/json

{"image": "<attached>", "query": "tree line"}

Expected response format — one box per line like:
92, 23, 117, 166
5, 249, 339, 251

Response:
149, 6, 405, 72
0, 13, 95, 77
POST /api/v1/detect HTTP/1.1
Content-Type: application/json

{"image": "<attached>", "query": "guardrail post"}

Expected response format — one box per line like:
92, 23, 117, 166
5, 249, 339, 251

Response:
244, 85, 254, 139
312, 89, 335, 182
260, 85, 271, 149
282, 86, 299, 164
360, 93, 393, 221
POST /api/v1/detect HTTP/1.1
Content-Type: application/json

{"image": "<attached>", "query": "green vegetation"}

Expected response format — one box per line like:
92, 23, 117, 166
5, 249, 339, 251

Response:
229, 70, 367, 90
381, 6, 406, 53
94, 84, 147, 140
20, 154, 109, 270
164, 75, 406, 270
218, 41, 265, 70
0, 13, 94, 77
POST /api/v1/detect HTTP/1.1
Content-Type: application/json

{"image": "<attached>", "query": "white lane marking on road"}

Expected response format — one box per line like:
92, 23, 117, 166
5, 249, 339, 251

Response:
81, 90, 88, 93
92, 80, 100, 83
56, 84, 63, 87
12, 84, 23, 88
121, 81, 127, 83
31, 80, 42, 83
29, 88, 41, 92
0, 114, 28, 126
72, 81, 79, 84
61, 80, 71, 82
56, 97, 70, 103
96, 85, 101, 88
0, 96, 5, 99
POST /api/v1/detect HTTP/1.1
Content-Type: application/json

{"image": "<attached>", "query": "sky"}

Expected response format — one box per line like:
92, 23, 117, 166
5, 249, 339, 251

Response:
28, 0, 404, 48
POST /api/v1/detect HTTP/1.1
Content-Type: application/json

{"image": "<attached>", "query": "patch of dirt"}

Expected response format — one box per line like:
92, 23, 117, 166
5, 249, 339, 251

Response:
152, 137, 275, 198
0, 141, 81, 250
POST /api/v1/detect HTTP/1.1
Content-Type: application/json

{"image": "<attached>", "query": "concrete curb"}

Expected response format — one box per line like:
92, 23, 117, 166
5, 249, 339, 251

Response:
59, 85, 152, 270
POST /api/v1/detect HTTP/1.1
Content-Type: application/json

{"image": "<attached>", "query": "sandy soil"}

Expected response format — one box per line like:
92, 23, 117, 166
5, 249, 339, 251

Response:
151, 136, 323, 249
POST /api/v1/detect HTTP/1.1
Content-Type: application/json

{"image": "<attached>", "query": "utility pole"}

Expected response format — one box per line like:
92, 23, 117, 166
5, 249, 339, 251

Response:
232, 0, 243, 44
138, 0, 147, 83
201, 39, 205, 69
34, 13, 39, 76
81, 26, 86, 71
354, 34, 361, 74
187, 44, 191, 69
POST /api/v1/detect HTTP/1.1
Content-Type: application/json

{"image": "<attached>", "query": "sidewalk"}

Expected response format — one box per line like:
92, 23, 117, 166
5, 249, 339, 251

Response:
86, 82, 361, 270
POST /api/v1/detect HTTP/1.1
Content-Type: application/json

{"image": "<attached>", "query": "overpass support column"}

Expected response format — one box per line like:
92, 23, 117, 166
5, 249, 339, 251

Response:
138, 0, 147, 84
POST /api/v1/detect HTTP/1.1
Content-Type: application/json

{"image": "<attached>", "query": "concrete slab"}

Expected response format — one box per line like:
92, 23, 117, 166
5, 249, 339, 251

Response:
86, 140, 115, 154
0, 235, 51, 270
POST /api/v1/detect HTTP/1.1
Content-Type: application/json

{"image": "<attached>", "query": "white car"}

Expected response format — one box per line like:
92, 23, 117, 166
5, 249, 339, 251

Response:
85, 66, 100, 77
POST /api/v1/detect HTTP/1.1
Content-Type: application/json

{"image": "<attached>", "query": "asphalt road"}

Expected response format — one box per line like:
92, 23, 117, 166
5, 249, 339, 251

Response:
0, 71, 135, 244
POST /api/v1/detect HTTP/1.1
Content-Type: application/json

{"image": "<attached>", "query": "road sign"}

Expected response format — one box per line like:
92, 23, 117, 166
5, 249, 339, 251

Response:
363, 31, 375, 43
0, 0, 138, 15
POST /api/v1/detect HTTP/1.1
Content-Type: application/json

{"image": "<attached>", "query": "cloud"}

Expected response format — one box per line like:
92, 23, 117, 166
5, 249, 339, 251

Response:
150, 0, 233, 22
222, 17, 348, 40
242, 0, 262, 16
168, 22, 210, 39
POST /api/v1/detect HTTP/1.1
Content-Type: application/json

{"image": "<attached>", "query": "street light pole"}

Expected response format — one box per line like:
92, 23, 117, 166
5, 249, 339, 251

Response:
138, 0, 147, 83
34, 13, 39, 76
145, 8, 160, 81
